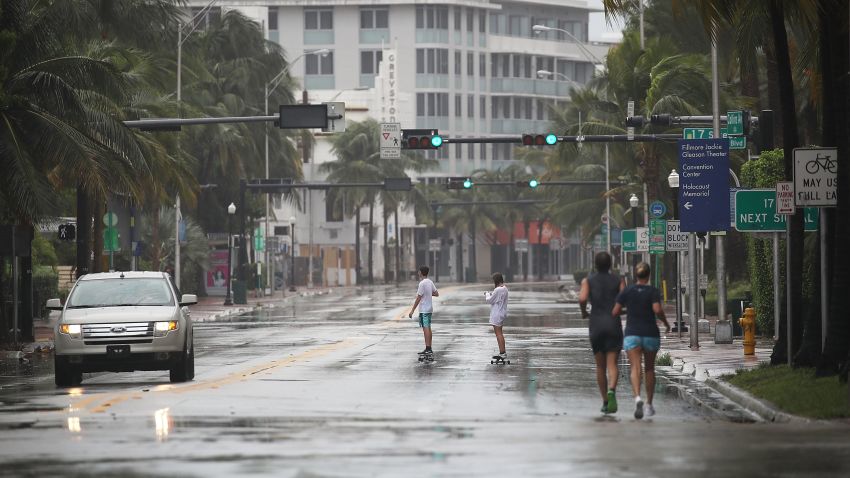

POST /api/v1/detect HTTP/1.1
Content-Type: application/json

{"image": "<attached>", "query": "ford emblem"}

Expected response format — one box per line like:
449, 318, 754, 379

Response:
111, 326, 126, 333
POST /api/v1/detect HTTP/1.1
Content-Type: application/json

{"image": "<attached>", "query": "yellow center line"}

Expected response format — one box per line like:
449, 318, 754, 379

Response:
70, 338, 359, 414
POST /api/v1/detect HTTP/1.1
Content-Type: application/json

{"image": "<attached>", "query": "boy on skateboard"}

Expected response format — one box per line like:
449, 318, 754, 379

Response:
409, 265, 439, 356
485, 272, 509, 363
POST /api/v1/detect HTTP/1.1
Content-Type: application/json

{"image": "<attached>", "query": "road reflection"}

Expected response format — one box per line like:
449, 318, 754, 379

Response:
154, 408, 171, 442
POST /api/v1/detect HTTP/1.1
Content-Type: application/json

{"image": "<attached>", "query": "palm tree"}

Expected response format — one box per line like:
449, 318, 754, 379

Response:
324, 119, 436, 283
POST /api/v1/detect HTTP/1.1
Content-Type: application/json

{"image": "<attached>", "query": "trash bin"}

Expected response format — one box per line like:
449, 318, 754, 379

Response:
232, 280, 247, 305
728, 297, 749, 336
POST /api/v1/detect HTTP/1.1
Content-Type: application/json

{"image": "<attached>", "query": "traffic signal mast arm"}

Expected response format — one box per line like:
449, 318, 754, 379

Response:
439, 134, 682, 144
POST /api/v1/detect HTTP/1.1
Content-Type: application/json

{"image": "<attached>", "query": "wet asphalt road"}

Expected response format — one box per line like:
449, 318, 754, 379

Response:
1, 283, 849, 477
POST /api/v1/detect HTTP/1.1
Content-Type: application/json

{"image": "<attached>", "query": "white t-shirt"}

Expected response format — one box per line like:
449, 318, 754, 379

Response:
416, 278, 437, 313
485, 285, 509, 325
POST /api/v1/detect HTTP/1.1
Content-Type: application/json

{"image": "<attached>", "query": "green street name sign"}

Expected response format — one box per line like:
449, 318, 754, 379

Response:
727, 111, 743, 136
649, 219, 666, 254
734, 189, 818, 232
683, 127, 746, 150
622, 229, 637, 252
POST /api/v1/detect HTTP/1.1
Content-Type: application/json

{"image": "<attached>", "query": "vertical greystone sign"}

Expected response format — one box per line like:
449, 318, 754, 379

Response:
379, 49, 398, 124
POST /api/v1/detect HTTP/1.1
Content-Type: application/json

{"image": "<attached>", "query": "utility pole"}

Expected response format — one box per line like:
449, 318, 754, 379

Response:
711, 24, 729, 334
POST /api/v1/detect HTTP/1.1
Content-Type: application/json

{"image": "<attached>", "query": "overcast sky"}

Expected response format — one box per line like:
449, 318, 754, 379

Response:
587, 0, 625, 43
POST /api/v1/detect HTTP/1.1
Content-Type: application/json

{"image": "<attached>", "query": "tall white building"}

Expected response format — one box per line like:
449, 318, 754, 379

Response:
190, 1, 609, 286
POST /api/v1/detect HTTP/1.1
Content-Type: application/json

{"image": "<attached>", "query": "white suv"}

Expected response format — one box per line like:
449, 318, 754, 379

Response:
48, 271, 196, 387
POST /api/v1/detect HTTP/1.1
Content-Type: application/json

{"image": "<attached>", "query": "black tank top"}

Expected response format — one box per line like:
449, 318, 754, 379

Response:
587, 272, 621, 335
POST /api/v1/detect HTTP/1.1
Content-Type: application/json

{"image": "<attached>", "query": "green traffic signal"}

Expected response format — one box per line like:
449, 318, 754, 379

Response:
463, 178, 473, 189
545, 134, 557, 145
431, 135, 443, 148
529, 179, 539, 188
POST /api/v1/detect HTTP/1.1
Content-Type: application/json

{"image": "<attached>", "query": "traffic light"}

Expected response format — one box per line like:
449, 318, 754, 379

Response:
625, 115, 646, 128
402, 129, 443, 149
516, 179, 540, 188
447, 177, 473, 189
522, 133, 558, 146
58, 224, 76, 241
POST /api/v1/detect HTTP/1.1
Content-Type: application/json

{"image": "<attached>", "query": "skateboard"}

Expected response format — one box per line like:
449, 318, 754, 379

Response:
418, 352, 434, 363
490, 355, 510, 365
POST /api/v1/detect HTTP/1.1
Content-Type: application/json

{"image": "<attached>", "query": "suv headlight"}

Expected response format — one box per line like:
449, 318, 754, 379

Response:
60, 324, 82, 339
154, 321, 178, 337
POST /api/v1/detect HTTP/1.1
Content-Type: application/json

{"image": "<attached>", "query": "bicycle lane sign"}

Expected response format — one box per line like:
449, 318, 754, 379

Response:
794, 147, 837, 207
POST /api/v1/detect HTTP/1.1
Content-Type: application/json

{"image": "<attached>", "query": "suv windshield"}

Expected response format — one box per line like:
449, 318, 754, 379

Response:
68, 278, 175, 308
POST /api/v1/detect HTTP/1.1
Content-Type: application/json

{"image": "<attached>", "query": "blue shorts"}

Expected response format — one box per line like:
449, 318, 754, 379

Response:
418, 313, 432, 328
623, 336, 661, 352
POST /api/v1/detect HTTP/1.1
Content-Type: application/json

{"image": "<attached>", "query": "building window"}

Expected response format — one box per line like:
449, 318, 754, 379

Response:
537, 99, 545, 121
416, 6, 449, 29
467, 53, 474, 76
454, 51, 461, 75
360, 8, 388, 29
480, 143, 486, 159
480, 53, 487, 77
479, 11, 486, 32
466, 8, 474, 32
467, 95, 474, 118
455, 137, 463, 159
268, 7, 278, 30
360, 50, 383, 75
416, 48, 449, 74
455, 94, 462, 117
454, 7, 461, 30
305, 9, 333, 30
325, 193, 343, 222
305, 51, 334, 74
417, 93, 449, 117
480, 96, 486, 118
468, 143, 475, 159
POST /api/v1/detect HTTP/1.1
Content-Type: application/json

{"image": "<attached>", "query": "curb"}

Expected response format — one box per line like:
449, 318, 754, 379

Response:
656, 366, 763, 423
705, 378, 807, 424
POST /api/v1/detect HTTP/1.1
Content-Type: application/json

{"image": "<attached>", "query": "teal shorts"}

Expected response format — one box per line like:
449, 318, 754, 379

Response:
623, 335, 661, 352
418, 313, 432, 328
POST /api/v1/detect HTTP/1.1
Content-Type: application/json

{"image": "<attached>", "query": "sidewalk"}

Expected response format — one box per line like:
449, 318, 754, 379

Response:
659, 302, 773, 379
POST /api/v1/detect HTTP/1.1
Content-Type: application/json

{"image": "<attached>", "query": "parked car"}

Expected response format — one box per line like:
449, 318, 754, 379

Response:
47, 271, 197, 387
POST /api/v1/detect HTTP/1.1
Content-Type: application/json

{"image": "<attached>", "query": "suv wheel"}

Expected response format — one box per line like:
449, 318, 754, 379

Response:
169, 339, 194, 383
55, 356, 82, 387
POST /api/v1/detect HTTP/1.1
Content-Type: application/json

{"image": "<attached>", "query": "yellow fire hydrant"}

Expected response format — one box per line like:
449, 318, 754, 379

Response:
739, 307, 756, 355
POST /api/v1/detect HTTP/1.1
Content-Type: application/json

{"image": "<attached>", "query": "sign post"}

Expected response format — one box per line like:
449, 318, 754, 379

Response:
794, 147, 838, 352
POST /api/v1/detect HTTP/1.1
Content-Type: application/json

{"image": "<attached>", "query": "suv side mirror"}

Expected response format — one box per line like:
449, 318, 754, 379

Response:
46, 298, 63, 310
180, 294, 198, 306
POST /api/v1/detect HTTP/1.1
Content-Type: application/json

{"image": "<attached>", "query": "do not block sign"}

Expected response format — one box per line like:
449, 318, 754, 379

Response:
666, 220, 688, 251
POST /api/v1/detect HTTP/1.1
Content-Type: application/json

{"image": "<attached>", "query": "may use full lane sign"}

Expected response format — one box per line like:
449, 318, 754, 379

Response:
678, 139, 730, 232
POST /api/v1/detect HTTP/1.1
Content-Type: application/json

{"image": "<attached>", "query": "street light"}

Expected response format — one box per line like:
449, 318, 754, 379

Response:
668, 169, 686, 337
263, 48, 330, 295
288, 215, 296, 292
174, 0, 220, 290
223, 203, 236, 306
629, 194, 640, 280
532, 24, 604, 65
536, 70, 576, 83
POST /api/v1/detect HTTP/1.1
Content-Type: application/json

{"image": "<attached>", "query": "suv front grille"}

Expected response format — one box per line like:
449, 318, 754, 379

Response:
83, 322, 154, 345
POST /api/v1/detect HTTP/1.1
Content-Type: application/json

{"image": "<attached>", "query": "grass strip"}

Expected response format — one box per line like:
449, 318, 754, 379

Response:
727, 364, 849, 419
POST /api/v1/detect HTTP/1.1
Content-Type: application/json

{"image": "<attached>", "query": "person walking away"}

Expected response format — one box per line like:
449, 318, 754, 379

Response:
612, 262, 670, 419
579, 252, 625, 414
408, 265, 439, 356
485, 273, 509, 361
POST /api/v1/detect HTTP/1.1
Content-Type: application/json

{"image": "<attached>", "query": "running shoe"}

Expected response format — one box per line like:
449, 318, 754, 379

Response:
418, 348, 432, 355
645, 404, 655, 417
601, 403, 609, 414
606, 390, 618, 413
634, 398, 645, 419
